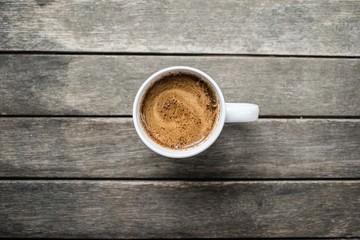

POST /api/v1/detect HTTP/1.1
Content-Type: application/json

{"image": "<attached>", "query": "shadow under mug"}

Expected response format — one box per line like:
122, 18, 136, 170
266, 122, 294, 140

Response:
133, 66, 259, 158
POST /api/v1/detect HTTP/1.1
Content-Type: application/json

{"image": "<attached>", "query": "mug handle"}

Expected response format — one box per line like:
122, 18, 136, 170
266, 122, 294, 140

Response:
225, 103, 259, 123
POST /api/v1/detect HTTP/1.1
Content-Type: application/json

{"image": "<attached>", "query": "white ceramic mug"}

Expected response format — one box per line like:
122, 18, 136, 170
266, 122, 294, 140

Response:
133, 66, 259, 158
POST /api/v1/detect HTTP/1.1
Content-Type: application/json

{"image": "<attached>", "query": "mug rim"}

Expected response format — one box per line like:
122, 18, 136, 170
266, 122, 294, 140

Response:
133, 66, 226, 158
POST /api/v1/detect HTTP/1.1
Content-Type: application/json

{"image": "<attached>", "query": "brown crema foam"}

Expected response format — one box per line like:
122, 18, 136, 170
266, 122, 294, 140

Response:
140, 73, 219, 150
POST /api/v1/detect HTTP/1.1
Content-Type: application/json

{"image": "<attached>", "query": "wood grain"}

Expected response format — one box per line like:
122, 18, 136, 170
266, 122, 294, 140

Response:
1, 0, 359, 55
0, 180, 359, 238
1, 55, 359, 116
1, 118, 359, 178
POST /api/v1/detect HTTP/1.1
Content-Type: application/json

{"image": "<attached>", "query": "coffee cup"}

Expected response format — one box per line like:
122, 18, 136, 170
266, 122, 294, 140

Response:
133, 66, 259, 158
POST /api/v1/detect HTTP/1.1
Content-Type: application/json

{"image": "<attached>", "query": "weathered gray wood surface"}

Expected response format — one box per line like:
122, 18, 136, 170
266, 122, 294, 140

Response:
1, 0, 359, 55
1, 0, 359, 239
1, 118, 359, 178
1, 55, 359, 116
1, 180, 359, 238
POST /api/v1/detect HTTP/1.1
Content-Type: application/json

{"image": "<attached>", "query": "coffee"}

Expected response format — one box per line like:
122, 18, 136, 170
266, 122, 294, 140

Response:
140, 73, 219, 150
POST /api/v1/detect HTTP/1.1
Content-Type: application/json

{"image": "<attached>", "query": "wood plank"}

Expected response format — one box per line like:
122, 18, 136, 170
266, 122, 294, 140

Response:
0, 0, 359, 55
0, 180, 359, 238
1, 55, 359, 116
1, 118, 359, 178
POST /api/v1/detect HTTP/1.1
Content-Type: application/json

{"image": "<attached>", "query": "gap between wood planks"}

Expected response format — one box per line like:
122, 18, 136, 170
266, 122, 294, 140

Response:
0, 178, 359, 181
0, 51, 359, 59
1, 115, 360, 119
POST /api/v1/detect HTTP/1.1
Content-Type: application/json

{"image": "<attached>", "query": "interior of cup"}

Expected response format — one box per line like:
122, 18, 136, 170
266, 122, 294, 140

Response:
133, 66, 226, 158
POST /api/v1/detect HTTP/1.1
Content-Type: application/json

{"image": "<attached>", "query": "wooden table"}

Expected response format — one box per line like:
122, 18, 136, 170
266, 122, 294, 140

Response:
1, 0, 359, 238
